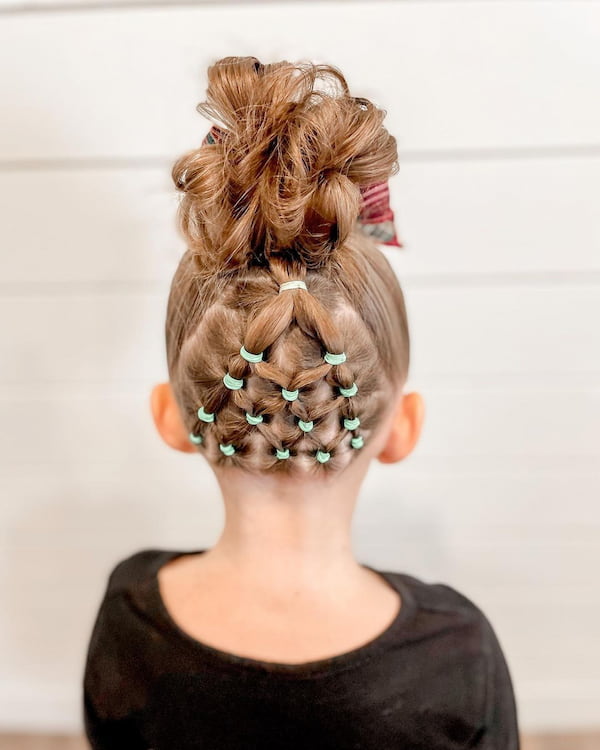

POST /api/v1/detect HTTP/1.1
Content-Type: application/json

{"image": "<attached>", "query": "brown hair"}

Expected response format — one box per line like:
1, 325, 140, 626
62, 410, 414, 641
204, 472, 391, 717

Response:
166, 56, 410, 478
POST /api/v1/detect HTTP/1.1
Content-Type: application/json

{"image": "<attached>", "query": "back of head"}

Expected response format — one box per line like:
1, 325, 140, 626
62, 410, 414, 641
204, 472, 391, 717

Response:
166, 56, 410, 478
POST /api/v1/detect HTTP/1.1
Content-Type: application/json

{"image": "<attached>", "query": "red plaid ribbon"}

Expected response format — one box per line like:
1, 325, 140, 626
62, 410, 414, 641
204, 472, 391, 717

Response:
201, 125, 402, 248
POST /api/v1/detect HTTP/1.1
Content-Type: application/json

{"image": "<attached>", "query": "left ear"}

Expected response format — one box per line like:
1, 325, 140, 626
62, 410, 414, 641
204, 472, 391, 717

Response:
377, 391, 425, 465
150, 382, 197, 453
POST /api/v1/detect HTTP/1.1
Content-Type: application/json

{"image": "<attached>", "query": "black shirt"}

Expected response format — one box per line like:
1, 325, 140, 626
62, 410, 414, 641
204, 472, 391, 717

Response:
82, 548, 520, 749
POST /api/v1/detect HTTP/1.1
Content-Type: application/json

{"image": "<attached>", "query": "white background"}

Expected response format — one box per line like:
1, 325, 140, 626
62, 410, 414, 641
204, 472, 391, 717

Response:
0, 0, 599, 735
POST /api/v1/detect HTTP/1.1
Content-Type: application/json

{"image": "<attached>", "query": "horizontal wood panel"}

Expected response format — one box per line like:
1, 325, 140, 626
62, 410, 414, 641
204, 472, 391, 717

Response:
1, 156, 599, 285
393, 156, 600, 276
0, 168, 179, 284
3, 0, 334, 5
1, 0, 160, 5
3, 471, 599, 589
1, 3, 599, 159
5, 0, 337, 7
0, 386, 597, 467
3, 465, 599, 534
0, 285, 597, 383
3, 484, 600, 559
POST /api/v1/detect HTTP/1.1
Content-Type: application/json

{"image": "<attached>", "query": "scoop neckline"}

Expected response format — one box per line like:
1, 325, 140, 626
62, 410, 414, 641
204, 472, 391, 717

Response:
148, 548, 417, 677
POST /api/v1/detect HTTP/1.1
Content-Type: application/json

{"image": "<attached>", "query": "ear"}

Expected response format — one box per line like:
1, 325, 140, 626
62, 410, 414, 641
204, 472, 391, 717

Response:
150, 382, 197, 453
376, 391, 425, 465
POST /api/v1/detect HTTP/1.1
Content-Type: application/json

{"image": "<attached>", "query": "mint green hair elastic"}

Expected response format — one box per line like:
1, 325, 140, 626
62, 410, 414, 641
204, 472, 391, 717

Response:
339, 382, 358, 397
343, 416, 360, 430
276, 447, 290, 459
351, 436, 364, 449
223, 372, 244, 390
316, 449, 331, 463
219, 443, 236, 456
240, 345, 263, 363
324, 351, 346, 366
298, 419, 314, 432
279, 280, 307, 292
281, 387, 299, 401
245, 412, 263, 425
189, 432, 203, 445
197, 406, 215, 422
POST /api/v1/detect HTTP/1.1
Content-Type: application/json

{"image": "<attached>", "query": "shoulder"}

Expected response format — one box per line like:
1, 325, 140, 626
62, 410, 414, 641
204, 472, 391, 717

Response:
395, 571, 484, 616
104, 547, 173, 597
391, 571, 514, 692
391, 571, 503, 650
85, 548, 166, 642
84, 548, 173, 677
84, 548, 168, 720
389, 572, 519, 740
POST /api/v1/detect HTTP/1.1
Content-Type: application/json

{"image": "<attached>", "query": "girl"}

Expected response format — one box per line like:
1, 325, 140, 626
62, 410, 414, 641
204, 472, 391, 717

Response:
82, 56, 520, 749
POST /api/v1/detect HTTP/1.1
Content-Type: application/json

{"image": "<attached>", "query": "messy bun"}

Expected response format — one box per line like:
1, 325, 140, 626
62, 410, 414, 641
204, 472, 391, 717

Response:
166, 56, 409, 477
171, 56, 399, 276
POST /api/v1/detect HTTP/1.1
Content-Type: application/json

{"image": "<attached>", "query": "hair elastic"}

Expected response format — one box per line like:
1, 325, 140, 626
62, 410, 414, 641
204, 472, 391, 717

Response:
276, 447, 290, 460
240, 345, 263, 363
343, 416, 360, 431
223, 372, 244, 390
189, 432, 203, 445
279, 280, 307, 292
281, 387, 299, 401
219, 443, 236, 456
324, 351, 347, 366
338, 382, 358, 397
245, 412, 263, 425
298, 419, 314, 432
351, 436, 364, 449
315, 449, 331, 463
197, 406, 215, 422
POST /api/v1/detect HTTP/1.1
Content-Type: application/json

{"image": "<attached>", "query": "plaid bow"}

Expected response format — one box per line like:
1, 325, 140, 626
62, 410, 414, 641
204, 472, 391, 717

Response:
202, 126, 402, 248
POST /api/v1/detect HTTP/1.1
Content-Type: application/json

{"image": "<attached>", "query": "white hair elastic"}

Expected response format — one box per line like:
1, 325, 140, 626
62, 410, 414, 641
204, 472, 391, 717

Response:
279, 280, 307, 292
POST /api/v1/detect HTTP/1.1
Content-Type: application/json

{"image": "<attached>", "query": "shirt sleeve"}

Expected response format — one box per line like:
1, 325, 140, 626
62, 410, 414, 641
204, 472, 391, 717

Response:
83, 688, 147, 750
478, 614, 521, 750
82, 557, 149, 749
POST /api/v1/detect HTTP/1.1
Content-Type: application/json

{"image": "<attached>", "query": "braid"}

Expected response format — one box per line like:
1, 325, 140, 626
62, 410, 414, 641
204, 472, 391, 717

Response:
186, 261, 367, 473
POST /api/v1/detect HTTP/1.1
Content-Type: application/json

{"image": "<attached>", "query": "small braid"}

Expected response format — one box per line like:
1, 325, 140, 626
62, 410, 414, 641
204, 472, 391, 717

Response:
185, 263, 366, 472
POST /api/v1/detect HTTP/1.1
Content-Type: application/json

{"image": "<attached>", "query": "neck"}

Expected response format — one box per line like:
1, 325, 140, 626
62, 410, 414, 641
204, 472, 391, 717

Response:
203, 454, 371, 597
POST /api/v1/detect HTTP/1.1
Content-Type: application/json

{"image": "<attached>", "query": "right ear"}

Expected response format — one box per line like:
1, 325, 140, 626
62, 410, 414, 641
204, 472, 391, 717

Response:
376, 392, 425, 465
150, 382, 197, 453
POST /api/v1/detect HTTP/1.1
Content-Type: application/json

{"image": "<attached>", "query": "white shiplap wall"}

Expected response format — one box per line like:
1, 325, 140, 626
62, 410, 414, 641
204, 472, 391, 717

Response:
0, 0, 599, 734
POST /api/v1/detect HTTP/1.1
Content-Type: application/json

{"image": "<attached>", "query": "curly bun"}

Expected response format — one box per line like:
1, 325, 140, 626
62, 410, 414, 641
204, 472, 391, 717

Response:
171, 56, 399, 276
